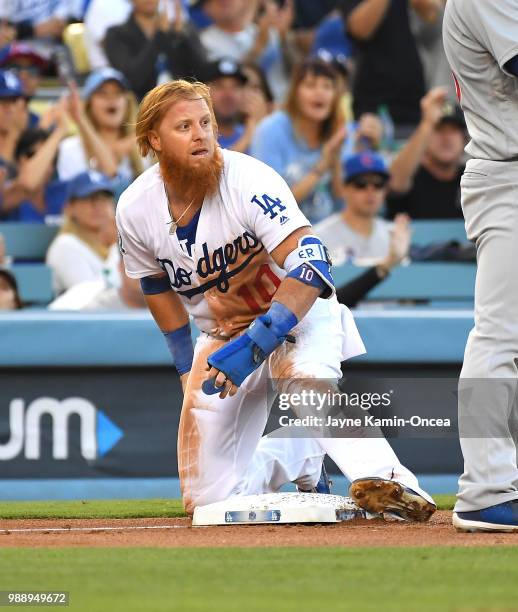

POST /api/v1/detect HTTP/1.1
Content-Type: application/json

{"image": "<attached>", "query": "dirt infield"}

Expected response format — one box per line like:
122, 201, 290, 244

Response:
1, 511, 517, 548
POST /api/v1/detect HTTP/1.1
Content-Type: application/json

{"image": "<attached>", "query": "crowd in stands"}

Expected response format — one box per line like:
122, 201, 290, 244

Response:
0, 0, 469, 313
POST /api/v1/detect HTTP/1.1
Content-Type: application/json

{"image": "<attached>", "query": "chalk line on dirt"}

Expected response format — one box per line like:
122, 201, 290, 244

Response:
0, 525, 192, 534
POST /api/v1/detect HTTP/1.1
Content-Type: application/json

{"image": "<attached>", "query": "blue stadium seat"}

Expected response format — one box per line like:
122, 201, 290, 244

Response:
333, 262, 476, 302
411, 220, 468, 245
0, 223, 59, 261
11, 264, 53, 305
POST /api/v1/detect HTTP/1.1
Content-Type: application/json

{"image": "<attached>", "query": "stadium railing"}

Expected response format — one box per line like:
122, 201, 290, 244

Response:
410, 220, 467, 245
333, 262, 476, 303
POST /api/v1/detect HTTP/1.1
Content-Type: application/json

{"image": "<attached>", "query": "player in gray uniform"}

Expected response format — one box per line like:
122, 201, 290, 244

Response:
444, 0, 518, 532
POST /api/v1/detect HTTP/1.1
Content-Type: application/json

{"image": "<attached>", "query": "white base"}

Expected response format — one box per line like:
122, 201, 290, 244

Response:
192, 492, 367, 526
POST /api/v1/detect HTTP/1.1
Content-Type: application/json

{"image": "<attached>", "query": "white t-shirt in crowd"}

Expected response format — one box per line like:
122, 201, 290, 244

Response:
56, 135, 134, 183
48, 280, 131, 311
46, 233, 121, 295
116, 149, 309, 337
314, 213, 392, 266
84, 0, 132, 69
200, 24, 288, 102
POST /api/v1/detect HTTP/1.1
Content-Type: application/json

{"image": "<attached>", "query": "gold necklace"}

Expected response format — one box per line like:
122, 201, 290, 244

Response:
164, 185, 196, 235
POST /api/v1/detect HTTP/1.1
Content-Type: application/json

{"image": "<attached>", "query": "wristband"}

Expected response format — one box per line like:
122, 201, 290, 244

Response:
265, 301, 298, 339
163, 324, 193, 375
203, 302, 298, 394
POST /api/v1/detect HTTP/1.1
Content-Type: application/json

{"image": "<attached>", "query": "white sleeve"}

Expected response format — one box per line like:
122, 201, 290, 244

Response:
472, 0, 518, 69
85, 0, 131, 42
237, 158, 310, 255
47, 238, 99, 293
115, 203, 163, 279
57, 137, 88, 181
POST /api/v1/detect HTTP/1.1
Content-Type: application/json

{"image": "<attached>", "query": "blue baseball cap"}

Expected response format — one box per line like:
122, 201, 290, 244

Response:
83, 67, 129, 100
68, 170, 115, 200
313, 15, 352, 63
0, 70, 23, 98
343, 152, 390, 183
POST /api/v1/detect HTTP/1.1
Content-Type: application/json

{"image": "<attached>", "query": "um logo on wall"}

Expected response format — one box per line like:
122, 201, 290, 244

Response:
0, 397, 124, 461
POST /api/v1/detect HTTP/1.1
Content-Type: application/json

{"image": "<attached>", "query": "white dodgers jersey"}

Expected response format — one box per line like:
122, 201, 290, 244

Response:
116, 149, 310, 337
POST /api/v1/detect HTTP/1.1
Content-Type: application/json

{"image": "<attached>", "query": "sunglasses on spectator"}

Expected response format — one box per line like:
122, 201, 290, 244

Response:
349, 176, 388, 190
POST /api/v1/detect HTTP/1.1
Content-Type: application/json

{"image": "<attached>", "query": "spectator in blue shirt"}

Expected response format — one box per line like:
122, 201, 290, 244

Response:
250, 57, 346, 224
1, 104, 69, 222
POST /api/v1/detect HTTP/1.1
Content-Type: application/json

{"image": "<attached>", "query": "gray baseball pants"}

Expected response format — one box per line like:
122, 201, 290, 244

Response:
456, 158, 518, 512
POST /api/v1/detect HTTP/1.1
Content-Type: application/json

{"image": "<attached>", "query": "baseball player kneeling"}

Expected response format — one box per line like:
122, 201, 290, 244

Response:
116, 79, 436, 520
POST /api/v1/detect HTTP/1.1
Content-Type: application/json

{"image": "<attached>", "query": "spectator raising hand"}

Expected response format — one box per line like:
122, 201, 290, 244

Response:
388, 87, 466, 219
389, 86, 448, 192
1, 97, 70, 222
319, 124, 347, 173
57, 70, 144, 192
15, 96, 69, 193
170, 0, 187, 33
276, 0, 295, 39
355, 113, 384, 152
420, 86, 449, 128
242, 87, 269, 126
383, 213, 411, 269
59, 79, 119, 179
254, 0, 295, 53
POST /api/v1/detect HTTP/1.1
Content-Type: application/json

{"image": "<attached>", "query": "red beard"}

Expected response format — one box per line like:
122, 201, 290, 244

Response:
158, 146, 223, 201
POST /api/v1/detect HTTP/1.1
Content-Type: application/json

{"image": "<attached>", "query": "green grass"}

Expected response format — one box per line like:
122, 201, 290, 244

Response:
0, 495, 457, 520
434, 494, 456, 510
1, 547, 517, 612
0, 499, 186, 520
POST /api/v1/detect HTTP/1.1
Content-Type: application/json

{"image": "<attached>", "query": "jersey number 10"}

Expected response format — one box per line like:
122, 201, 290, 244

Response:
237, 264, 281, 313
